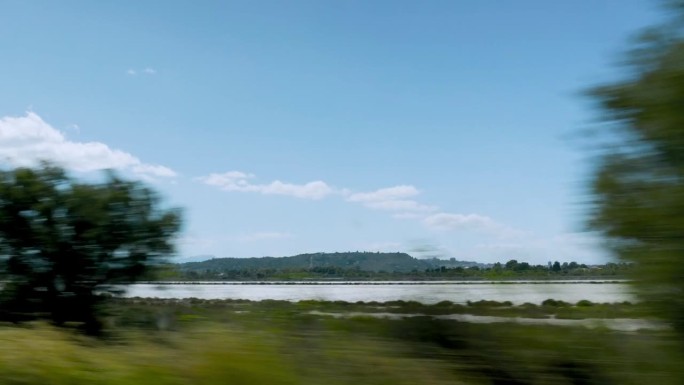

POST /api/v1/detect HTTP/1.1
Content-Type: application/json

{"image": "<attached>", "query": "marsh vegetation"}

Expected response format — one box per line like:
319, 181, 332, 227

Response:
0, 298, 679, 385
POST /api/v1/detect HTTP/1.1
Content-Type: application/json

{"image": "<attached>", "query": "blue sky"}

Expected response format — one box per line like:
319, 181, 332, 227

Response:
0, 1, 663, 264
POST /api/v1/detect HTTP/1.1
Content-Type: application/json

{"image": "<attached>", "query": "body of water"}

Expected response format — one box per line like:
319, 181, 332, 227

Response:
124, 281, 633, 304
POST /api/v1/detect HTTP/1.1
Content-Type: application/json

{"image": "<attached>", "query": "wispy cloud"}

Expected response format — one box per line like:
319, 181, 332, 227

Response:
346, 185, 437, 214
126, 67, 157, 76
347, 185, 419, 202
0, 112, 176, 179
198, 171, 521, 239
423, 213, 496, 231
362, 199, 437, 212
423, 212, 521, 237
198, 171, 334, 200
132, 164, 177, 178
199, 173, 435, 214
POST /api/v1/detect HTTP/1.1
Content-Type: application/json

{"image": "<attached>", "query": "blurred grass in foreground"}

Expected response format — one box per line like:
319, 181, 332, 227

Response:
0, 299, 681, 385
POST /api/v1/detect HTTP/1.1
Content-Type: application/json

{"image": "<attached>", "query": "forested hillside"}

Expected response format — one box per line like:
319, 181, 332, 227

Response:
169, 252, 629, 281
178, 252, 481, 273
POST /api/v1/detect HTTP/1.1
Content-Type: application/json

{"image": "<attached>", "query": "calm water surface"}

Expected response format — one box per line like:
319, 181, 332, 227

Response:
124, 281, 633, 304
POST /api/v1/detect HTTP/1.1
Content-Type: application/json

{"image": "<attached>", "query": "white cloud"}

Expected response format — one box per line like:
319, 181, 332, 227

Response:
201, 171, 255, 185
201, 175, 433, 212
199, 171, 333, 200
423, 212, 498, 231
0, 112, 176, 179
347, 185, 420, 203
200, 174, 518, 242
423, 212, 525, 239
346, 185, 436, 214
263, 180, 332, 199
132, 164, 177, 178
127, 68, 156, 76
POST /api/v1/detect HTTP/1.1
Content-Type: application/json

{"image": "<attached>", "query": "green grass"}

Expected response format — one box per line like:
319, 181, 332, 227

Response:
0, 322, 463, 385
0, 299, 679, 385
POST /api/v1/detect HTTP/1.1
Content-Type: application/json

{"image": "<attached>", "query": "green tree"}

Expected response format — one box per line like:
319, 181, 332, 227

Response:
587, 2, 684, 335
504, 259, 518, 270
0, 164, 181, 331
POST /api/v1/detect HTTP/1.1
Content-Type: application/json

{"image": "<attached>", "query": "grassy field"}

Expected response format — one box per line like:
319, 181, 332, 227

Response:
0, 299, 680, 385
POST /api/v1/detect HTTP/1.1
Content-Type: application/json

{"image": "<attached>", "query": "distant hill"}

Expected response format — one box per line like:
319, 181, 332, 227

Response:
176, 252, 484, 273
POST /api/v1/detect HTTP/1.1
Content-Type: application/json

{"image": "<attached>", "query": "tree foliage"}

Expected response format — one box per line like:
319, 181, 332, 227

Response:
175, 256, 620, 281
179, 252, 481, 274
0, 164, 181, 328
587, 2, 684, 334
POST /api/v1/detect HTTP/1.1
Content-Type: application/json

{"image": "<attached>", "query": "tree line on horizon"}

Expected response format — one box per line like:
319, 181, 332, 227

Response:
167, 252, 632, 281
